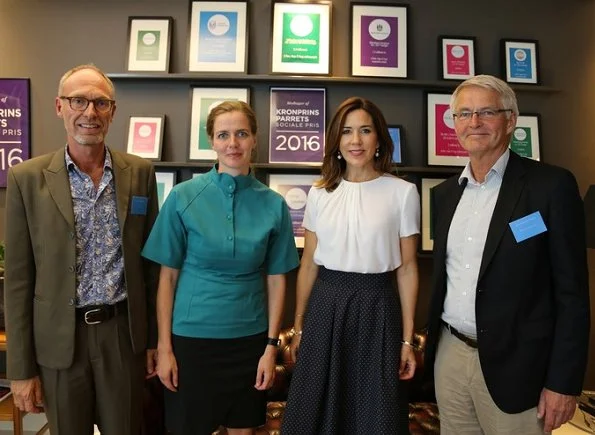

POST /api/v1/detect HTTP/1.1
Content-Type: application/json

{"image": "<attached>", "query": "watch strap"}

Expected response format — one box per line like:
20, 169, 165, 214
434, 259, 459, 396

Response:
267, 337, 280, 347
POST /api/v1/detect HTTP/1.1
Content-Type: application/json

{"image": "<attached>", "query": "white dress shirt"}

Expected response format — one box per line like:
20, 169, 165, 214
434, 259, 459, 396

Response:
442, 150, 510, 338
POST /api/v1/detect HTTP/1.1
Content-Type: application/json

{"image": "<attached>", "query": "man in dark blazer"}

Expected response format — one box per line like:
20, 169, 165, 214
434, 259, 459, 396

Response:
4, 64, 159, 434
426, 75, 590, 434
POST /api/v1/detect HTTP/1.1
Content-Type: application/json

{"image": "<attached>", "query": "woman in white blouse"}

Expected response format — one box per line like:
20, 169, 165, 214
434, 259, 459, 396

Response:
281, 97, 420, 434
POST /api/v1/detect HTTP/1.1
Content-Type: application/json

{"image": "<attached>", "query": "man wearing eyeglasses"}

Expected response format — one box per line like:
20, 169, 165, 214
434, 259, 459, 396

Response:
4, 64, 159, 435
426, 75, 590, 434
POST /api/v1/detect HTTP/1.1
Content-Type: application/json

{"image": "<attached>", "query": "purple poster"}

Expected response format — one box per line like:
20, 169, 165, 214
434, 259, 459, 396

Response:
269, 88, 325, 164
360, 16, 398, 68
0, 79, 30, 187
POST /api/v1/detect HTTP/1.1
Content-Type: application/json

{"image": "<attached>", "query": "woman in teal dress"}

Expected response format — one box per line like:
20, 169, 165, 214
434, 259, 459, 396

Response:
142, 101, 299, 435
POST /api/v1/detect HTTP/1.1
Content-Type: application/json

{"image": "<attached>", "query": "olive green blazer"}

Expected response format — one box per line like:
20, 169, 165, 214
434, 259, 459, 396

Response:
4, 147, 159, 380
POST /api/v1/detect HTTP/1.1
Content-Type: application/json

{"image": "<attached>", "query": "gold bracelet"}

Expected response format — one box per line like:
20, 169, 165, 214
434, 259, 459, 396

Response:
401, 340, 415, 348
290, 327, 303, 336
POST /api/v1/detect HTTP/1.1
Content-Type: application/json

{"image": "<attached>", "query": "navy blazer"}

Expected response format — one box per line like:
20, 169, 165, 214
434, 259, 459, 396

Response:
426, 151, 590, 413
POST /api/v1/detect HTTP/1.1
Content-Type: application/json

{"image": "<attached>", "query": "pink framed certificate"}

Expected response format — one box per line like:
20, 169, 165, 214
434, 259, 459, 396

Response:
426, 93, 468, 167
440, 36, 476, 80
126, 115, 165, 160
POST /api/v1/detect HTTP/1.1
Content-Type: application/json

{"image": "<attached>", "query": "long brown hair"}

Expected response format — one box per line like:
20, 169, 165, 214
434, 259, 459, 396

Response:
317, 97, 393, 191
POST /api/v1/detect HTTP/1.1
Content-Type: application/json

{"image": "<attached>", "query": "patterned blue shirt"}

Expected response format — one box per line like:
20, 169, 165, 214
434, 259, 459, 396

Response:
65, 147, 126, 307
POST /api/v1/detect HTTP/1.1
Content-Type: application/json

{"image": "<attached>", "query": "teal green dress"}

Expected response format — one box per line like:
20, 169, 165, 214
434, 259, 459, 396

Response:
142, 165, 299, 339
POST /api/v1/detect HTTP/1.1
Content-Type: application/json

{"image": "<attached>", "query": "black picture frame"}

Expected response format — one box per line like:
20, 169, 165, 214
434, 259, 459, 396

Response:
501, 38, 540, 85
439, 35, 476, 81
126, 16, 173, 72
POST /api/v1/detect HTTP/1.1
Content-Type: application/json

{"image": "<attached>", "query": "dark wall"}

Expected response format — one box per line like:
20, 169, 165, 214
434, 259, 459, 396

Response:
0, 0, 594, 388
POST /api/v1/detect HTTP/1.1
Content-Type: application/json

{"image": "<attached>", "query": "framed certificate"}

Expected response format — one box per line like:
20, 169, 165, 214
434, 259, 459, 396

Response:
510, 114, 541, 161
268, 174, 319, 248
439, 35, 476, 80
269, 87, 326, 164
188, 1, 248, 72
351, 3, 408, 78
271, 1, 331, 75
126, 17, 173, 72
155, 170, 176, 209
188, 87, 250, 161
501, 39, 539, 84
126, 115, 165, 160
421, 178, 446, 252
426, 92, 468, 167
387, 125, 403, 164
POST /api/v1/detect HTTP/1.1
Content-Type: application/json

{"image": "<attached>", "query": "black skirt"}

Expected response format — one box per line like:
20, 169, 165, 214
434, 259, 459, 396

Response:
165, 331, 267, 435
281, 267, 409, 434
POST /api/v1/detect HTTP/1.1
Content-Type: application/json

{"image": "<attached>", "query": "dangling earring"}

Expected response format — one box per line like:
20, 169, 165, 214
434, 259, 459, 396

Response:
375, 148, 380, 158
337, 152, 342, 160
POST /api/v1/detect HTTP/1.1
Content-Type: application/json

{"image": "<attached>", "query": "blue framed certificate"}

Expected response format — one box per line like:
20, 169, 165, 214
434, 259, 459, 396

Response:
502, 39, 539, 84
387, 125, 402, 164
188, 1, 248, 72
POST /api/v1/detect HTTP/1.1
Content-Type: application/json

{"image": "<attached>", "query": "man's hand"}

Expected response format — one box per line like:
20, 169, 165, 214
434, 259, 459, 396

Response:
11, 377, 44, 413
537, 388, 576, 432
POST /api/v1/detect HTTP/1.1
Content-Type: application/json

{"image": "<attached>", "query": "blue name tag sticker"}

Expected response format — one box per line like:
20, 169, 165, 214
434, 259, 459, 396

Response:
131, 196, 148, 215
509, 211, 547, 243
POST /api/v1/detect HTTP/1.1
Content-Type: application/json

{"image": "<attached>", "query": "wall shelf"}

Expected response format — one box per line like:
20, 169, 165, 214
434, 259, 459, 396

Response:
152, 161, 462, 176
107, 73, 560, 93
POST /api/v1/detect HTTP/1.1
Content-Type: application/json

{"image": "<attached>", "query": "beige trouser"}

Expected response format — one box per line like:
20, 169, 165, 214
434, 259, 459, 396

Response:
435, 325, 547, 435
39, 312, 145, 435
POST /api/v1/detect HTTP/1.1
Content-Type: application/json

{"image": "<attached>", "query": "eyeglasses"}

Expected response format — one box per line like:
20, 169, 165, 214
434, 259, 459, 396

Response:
452, 108, 512, 121
59, 96, 115, 113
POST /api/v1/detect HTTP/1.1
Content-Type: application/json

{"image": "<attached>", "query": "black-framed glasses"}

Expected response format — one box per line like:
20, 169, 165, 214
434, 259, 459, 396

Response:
452, 108, 512, 121
59, 96, 115, 113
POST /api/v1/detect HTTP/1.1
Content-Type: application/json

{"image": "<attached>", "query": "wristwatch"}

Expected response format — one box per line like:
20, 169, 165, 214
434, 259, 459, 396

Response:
267, 337, 281, 347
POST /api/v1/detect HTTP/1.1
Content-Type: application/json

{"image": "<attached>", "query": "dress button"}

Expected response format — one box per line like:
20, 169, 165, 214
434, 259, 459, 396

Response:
228, 193, 233, 198
227, 235, 233, 241
68, 266, 74, 272
69, 232, 75, 239
68, 298, 75, 306
227, 215, 232, 220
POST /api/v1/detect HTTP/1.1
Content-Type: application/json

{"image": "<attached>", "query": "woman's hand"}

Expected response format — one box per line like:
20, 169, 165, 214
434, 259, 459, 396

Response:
157, 348, 179, 392
289, 333, 302, 363
255, 346, 277, 390
399, 343, 417, 380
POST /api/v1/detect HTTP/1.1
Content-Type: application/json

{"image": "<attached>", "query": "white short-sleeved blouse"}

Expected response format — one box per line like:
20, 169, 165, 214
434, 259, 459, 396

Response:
303, 174, 420, 273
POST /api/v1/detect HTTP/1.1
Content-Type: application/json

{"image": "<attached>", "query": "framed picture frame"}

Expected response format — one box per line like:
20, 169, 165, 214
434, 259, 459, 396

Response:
421, 178, 446, 252
187, 1, 249, 72
269, 87, 326, 164
351, 3, 408, 78
501, 39, 539, 84
0, 78, 30, 188
155, 170, 177, 209
126, 115, 165, 160
439, 35, 476, 80
126, 17, 173, 72
510, 114, 541, 161
271, 1, 331, 75
426, 92, 468, 167
387, 125, 403, 164
188, 87, 250, 161
268, 174, 319, 248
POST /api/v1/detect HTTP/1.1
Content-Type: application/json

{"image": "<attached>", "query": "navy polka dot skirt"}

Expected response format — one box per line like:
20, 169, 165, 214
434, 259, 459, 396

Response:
281, 267, 409, 434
